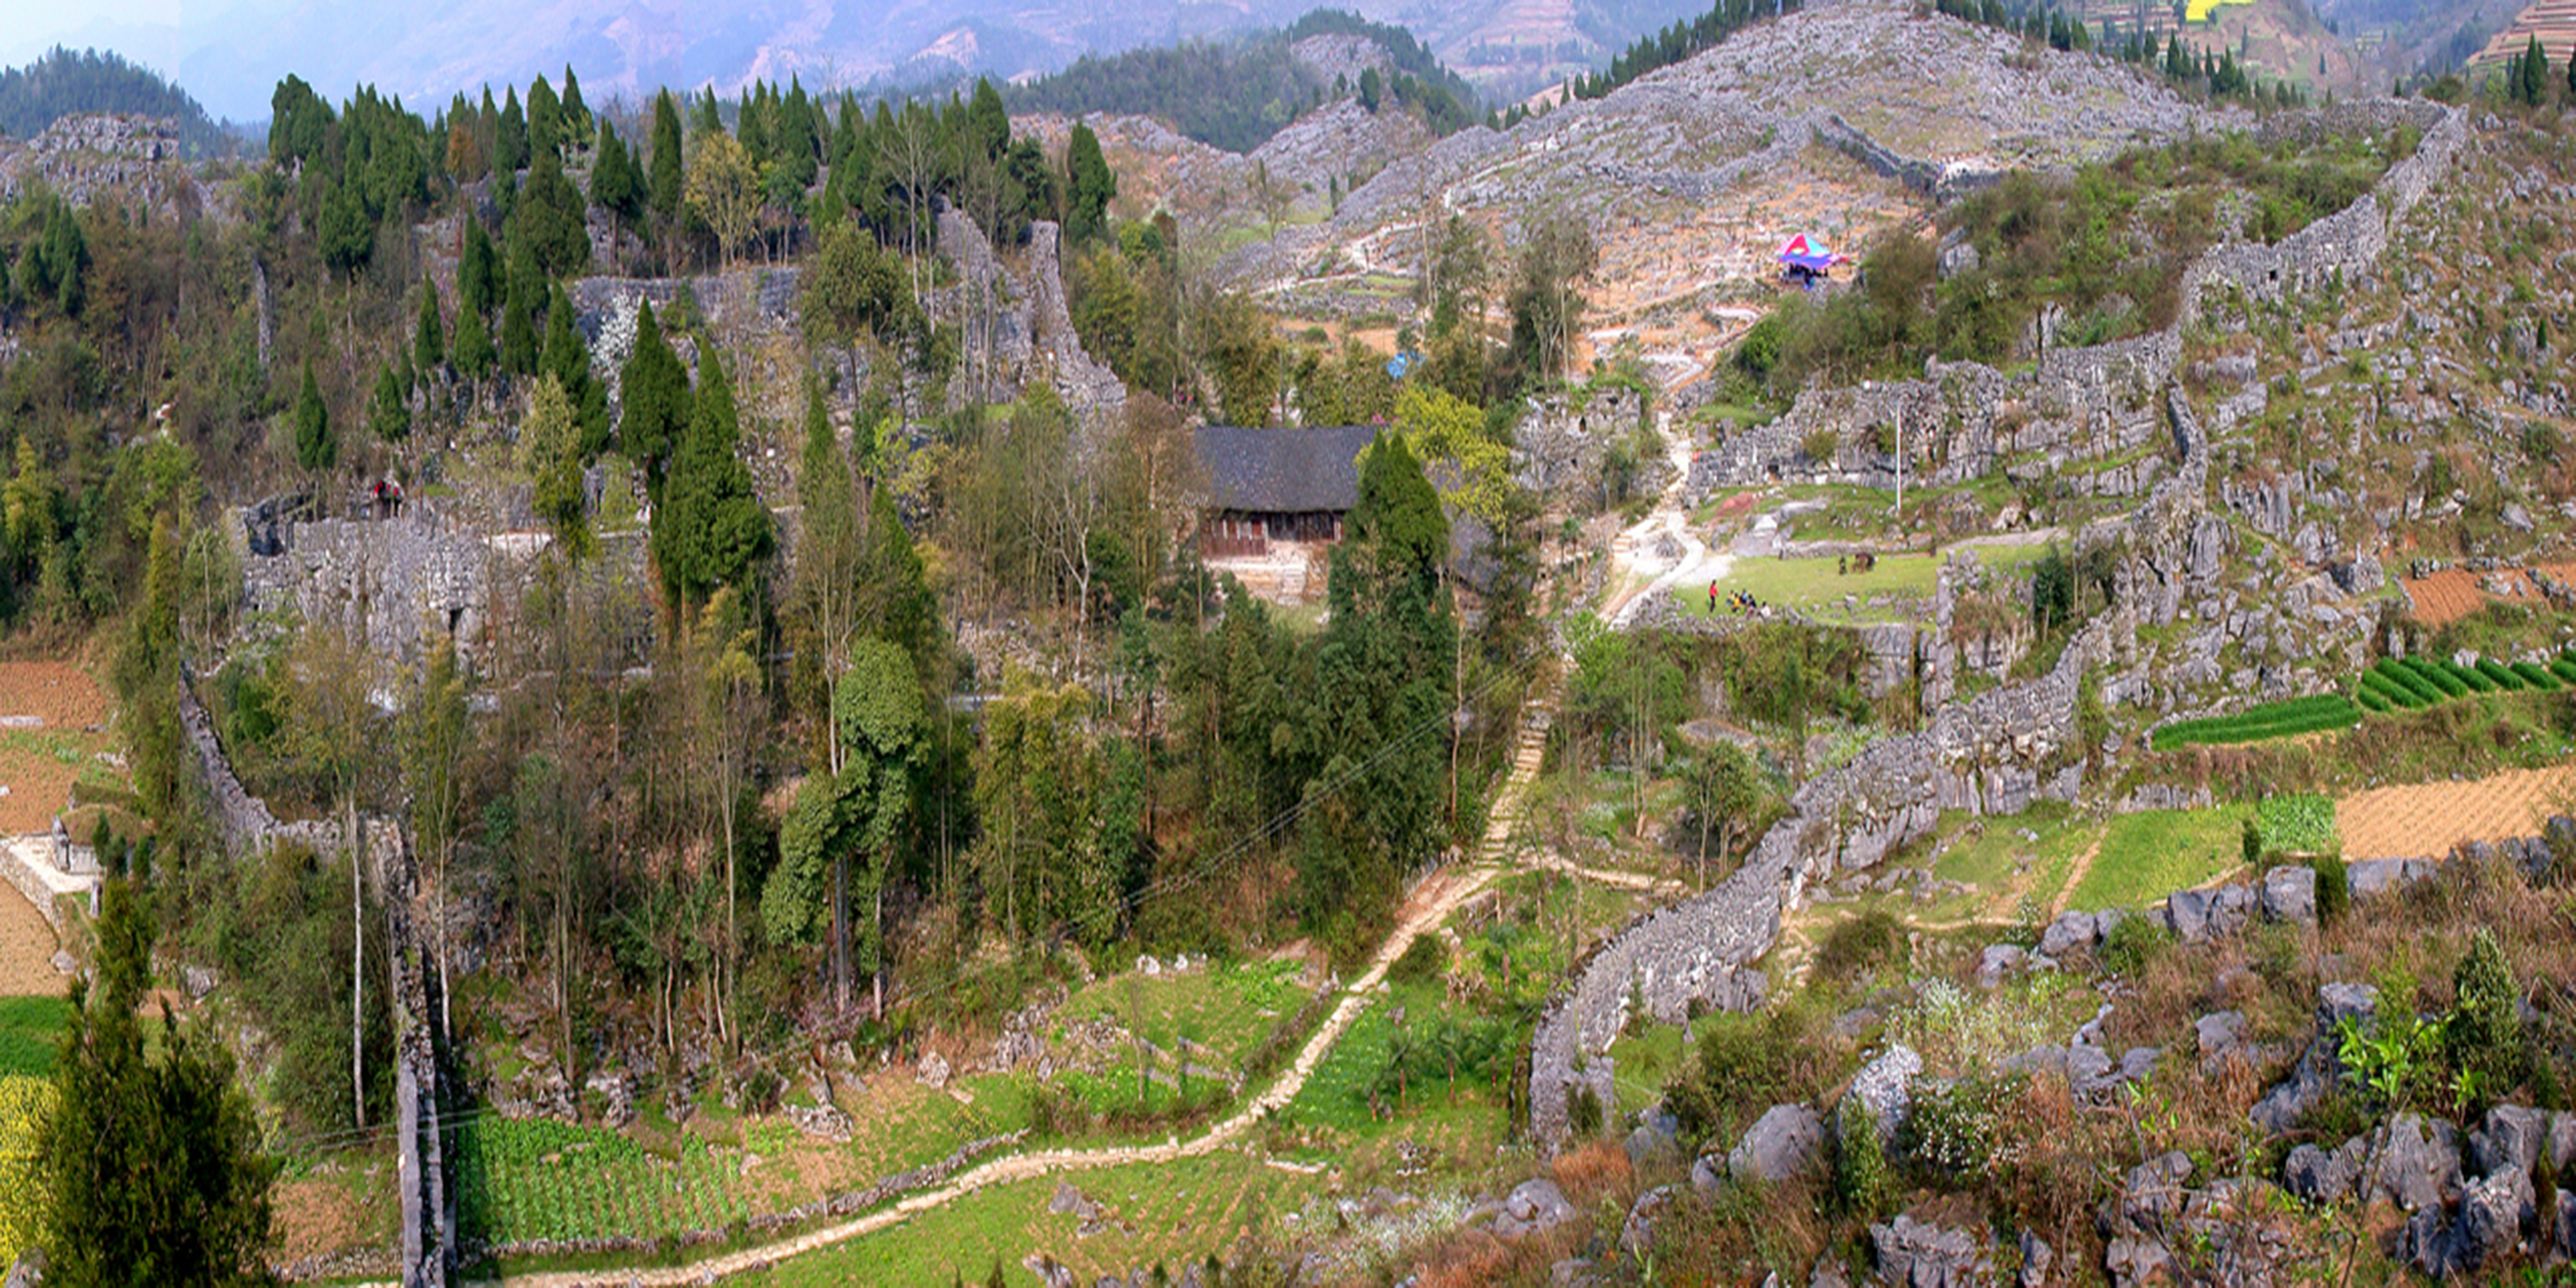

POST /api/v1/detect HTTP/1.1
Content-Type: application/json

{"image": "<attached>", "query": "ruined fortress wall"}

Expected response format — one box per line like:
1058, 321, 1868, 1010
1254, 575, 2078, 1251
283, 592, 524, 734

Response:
1530, 105, 2463, 1150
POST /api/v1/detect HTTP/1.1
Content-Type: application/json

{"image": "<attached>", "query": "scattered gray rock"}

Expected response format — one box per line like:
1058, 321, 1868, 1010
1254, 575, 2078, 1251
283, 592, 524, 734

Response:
2469, 1104, 2550, 1180
1730, 1104, 1826, 1185
2195, 1010, 2247, 1072
2374, 1113, 2465, 1214
1870, 1214, 1988, 1288
2284, 1135, 2367, 1205
2260, 864, 2316, 924
2251, 983, 2376, 1133
2454, 1166, 2535, 1273
2117, 1151, 2194, 1231
2016, 1231, 2052, 1288
1625, 1112, 1680, 1168
1811, 1257, 1852, 1288
1024, 1253, 1079, 1288
182, 965, 220, 999
1622, 1185, 1673, 1258
1848, 1045, 1922, 1144
1493, 1179, 1579, 1237
5, 1249, 43, 1288
1975, 943, 2026, 990
2038, 911, 2097, 958
1690, 1151, 1726, 1195
916, 1051, 951, 1089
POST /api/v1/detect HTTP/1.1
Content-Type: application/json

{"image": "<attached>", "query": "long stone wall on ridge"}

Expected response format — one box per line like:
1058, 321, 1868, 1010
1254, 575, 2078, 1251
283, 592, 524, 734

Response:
1528, 102, 2466, 1150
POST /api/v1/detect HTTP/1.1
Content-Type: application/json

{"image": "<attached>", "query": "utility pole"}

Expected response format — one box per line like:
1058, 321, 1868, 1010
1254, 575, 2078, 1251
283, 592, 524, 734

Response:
1893, 404, 1904, 536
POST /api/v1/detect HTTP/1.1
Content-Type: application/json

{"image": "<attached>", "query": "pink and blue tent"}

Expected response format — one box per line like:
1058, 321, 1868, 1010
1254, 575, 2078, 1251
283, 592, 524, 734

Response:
1776, 234, 1852, 272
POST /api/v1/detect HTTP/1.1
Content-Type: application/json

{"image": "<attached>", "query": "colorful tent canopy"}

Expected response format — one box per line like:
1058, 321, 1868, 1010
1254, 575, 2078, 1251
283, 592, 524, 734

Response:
1776, 234, 1852, 271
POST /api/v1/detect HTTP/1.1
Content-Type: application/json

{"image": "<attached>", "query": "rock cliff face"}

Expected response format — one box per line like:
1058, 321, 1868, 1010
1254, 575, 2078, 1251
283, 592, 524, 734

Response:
1526, 102, 2469, 1151
0, 113, 204, 214
934, 211, 1126, 421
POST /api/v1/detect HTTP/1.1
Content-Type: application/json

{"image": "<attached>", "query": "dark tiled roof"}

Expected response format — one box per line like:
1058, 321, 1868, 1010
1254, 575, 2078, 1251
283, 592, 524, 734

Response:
1195, 424, 1381, 515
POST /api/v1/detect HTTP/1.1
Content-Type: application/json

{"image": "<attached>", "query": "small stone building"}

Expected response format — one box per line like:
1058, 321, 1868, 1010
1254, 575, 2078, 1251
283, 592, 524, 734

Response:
1193, 424, 1381, 601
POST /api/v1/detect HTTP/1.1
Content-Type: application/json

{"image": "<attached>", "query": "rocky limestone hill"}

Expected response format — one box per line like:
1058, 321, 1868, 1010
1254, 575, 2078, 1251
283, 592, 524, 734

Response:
0, 111, 213, 218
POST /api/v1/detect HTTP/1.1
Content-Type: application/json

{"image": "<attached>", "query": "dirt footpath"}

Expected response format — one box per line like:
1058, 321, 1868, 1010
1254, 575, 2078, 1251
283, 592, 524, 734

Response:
2338, 765, 2576, 860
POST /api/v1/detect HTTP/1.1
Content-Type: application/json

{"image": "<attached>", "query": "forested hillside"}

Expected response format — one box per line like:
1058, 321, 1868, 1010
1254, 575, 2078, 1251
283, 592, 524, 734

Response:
1010, 10, 1481, 151
0, 47, 232, 155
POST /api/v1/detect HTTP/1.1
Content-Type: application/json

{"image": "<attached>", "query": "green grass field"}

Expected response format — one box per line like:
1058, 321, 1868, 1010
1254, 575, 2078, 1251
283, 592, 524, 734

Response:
0, 997, 67, 1079
1681, 544, 2056, 625
740, 1149, 1332, 1287
2068, 809, 2249, 911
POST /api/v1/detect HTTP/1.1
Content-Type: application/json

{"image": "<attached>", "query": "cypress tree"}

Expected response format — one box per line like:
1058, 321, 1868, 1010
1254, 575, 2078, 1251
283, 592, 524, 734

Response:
528, 73, 563, 160
453, 303, 495, 379
294, 360, 336, 472
650, 341, 772, 611
560, 65, 590, 143
415, 278, 446, 374
462, 218, 496, 318
617, 299, 690, 495
496, 84, 528, 173
591, 118, 643, 223
2524, 34, 2549, 106
650, 90, 685, 223
499, 234, 542, 376
540, 282, 611, 455
370, 363, 411, 442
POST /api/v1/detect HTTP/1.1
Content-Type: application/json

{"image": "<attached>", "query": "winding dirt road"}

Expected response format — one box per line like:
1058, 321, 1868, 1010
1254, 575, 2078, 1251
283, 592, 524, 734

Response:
488, 401, 1721, 1287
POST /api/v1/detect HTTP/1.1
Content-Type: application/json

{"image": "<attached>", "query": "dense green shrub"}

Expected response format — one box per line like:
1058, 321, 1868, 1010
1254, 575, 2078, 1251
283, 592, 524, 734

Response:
2451, 659, 2497, 694
1814, 910, 1908, 985
2476, 658, 2525, 691
2313, 853, 2350, 925
1388, 934, 1446, 985
2447, 930, 2528, 1095
1832, 1101, 1891, 1218
1662, 1005, 1817, 1148
2510, 661, 2559, 690
2101, 913, 2172, 976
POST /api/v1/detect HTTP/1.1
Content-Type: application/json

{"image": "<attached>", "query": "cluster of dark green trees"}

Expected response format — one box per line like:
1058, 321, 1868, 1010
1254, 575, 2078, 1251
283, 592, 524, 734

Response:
2500, 34, 2576, 109
1929, 0, 2312, 107
0, 45, 235, 155
1013, 9, 1477, 153
1567, 0, 1804, 102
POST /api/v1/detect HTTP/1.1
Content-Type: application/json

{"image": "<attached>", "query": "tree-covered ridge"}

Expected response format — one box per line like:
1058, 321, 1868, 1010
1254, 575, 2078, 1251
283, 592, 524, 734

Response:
1570, 0, 1805, 101
0, 46, 232, 156
1009, 8, 1479, 153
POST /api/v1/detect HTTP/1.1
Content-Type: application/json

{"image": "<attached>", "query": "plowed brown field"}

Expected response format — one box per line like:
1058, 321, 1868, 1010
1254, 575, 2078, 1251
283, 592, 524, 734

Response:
2401, 562, 2576, 629
2337, 764, 2576, 860
0, 882, 59, 995
0, 661, 117, 834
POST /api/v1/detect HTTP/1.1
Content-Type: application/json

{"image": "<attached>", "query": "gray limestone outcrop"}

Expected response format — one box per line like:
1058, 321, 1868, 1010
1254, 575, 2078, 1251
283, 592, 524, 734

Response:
1530, 101, 2467, 1150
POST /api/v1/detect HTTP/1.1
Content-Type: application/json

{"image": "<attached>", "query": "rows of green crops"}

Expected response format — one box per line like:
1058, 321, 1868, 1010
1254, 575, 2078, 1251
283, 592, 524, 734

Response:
2157, 649, 2576, 748
2149, 694, 2360, 750
453, 1116, 747, 1247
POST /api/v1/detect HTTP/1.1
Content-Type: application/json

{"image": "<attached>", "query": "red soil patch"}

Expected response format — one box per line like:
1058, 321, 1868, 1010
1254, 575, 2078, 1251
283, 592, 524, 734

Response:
2400, 562, 2576, 629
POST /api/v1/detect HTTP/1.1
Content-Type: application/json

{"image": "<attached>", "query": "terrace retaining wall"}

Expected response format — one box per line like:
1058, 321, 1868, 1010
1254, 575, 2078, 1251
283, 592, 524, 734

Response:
1531, 104, 2465, 1150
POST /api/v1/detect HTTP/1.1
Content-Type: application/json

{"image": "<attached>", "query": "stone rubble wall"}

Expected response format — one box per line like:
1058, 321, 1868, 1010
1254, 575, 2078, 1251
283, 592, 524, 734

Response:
934, 210, 1126, 421
1530, 104, 2465, 1150
0, 113, 199, 213
177, 672, 450, 1284
239, 502, 495, 668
